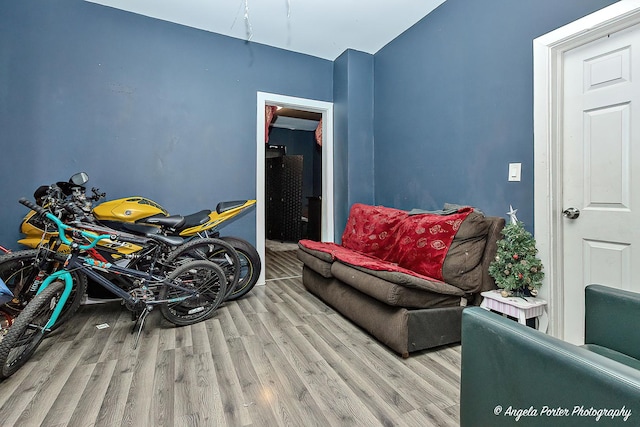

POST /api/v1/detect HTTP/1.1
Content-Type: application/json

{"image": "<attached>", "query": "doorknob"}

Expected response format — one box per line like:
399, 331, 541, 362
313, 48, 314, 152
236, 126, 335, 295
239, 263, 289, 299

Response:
563, 207, 580, 219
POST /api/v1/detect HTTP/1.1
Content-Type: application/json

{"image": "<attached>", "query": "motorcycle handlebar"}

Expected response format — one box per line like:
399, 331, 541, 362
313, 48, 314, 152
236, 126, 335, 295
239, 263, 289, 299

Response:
62, 201, 95, 223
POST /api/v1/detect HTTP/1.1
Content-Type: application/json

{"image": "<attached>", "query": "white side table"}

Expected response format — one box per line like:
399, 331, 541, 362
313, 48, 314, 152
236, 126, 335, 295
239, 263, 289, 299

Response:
480, 290, 548, 333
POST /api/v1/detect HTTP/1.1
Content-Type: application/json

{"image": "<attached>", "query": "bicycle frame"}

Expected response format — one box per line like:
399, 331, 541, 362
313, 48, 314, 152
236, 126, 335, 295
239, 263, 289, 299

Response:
36, 253, 197, 331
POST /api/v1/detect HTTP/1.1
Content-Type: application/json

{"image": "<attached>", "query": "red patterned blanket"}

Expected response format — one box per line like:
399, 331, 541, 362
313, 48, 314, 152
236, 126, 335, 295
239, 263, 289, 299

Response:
299, 203, 473, 281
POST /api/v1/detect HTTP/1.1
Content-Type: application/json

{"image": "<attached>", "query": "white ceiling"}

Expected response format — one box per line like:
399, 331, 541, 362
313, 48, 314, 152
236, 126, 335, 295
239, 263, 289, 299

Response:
85, 0, 446, 60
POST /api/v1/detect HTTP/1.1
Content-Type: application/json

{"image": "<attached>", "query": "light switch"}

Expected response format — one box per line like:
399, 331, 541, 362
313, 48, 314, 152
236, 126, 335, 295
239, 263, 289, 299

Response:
508, 163, 521, 182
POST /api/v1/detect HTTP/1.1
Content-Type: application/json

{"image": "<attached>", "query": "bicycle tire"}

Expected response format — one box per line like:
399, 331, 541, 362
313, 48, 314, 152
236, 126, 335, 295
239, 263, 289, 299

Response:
159, 260, 227, 326
165, 238, 240, 300
0, 280, 66, 379
0, 249, 87, 328
219, 236, 261, 300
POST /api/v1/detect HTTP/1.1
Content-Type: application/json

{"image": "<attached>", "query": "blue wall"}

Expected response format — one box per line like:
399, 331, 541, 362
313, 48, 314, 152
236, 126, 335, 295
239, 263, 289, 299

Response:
0, 1, 332, 249
333, 49, 375, 240
373, 0, 617, 228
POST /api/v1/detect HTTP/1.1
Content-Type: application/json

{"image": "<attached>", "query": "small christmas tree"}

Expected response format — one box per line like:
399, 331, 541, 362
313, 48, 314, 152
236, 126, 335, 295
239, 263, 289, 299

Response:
489, 206, 544, 297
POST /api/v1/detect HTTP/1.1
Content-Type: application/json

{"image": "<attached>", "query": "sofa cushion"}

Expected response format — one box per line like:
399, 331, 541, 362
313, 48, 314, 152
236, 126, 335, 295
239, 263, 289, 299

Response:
331, 261, 465, 308
340, 203, 407, 260
298, 240, 407, 273
386, 208, 473, 280
296, 248, 333, 278
441, 210, 491, 292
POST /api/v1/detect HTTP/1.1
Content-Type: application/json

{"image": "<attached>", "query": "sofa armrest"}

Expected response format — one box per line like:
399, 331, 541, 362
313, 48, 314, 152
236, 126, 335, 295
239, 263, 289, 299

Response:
585, 284, 640, 360
461, 307, 640, 426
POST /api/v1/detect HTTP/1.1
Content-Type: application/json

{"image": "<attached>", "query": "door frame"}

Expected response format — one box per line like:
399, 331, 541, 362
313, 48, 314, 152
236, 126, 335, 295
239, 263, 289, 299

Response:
533, 0, 640, 338
256, 92, 335, 286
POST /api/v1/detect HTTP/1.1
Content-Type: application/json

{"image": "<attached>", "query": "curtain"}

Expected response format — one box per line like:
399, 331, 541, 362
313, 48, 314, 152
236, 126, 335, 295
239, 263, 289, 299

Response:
315, 118, 323, 146
265, 105, 278, 143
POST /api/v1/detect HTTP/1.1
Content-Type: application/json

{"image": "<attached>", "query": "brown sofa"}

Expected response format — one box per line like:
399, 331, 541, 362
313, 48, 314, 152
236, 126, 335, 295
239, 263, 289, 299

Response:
297, 203, 505, 357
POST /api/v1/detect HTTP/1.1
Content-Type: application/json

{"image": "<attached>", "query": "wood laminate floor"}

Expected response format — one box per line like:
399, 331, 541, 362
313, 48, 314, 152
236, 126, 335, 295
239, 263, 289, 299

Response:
0, 249, 461, 426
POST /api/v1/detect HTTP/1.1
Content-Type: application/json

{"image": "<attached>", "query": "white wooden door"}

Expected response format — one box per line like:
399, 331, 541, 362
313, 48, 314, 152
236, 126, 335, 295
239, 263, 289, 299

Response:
562, 23, 640, 344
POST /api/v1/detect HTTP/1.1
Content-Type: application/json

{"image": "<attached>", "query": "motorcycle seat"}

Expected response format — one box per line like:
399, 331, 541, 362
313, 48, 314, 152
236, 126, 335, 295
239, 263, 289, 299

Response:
216, 200, 248, 214
138, 214, 185, 229
178, 210, 211, 229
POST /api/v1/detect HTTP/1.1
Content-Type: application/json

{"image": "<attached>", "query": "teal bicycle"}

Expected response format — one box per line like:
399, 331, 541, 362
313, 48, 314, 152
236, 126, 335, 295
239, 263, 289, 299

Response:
0, 198, 227, 379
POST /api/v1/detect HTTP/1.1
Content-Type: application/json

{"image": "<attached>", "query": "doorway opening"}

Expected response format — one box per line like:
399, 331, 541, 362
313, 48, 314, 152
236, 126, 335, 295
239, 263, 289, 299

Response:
256, 92, 334, 286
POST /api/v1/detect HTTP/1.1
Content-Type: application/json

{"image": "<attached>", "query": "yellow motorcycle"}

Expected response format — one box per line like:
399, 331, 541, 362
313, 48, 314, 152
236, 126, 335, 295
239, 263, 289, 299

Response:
18, 173, 261, 300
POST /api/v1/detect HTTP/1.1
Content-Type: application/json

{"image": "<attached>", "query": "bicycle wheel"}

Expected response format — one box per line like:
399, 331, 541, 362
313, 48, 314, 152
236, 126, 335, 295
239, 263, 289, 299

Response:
219, 237, 261, 300
0, 249, 87, 328
0, 280, 66, 379
165, 238, 240, 300
159, 260, 227, 326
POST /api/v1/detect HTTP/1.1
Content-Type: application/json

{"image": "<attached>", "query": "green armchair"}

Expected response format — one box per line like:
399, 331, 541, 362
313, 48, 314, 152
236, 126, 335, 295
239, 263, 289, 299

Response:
460, 285, 640, 426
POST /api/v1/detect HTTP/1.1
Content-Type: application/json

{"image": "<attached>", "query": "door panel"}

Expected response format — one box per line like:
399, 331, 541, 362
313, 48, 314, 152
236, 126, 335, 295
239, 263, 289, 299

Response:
584, 104, 629, 207
562, 23, 640, 344
583, 240, 631, 289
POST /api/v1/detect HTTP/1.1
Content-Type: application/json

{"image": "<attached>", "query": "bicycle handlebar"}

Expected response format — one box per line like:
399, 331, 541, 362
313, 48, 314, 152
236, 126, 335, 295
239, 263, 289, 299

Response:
19, 197, 46, 216
19, 198, 112, 251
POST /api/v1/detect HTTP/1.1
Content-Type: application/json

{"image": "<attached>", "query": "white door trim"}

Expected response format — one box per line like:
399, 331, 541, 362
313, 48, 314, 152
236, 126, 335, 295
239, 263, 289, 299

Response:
533, 0, 640, 338
256, 92, 334, 286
